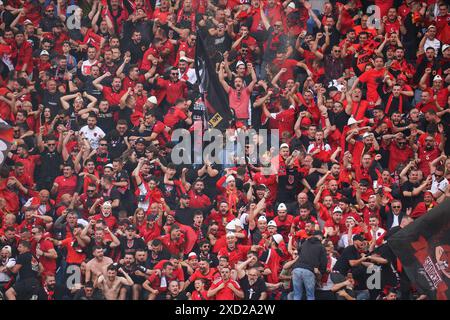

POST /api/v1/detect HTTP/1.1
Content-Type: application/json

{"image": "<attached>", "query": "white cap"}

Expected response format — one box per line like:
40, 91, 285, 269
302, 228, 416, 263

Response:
226, 175, 235, 183
226, 232, 236, 238
102, 201, 112, 208
433, 75, 443, 81
105, 163, 114, 169
277, 203, 287, 211
179, 56, 188, 62
147, 96, 158, 104
347, 116, 358, 126
443, 44, 450, 53
333, 206, 343, 213
280, 143, 290, 149
236, 60, 245, 68
225, 220, 236, 231
258, 216, 267, 222
362, 132, 372, 138
288, 2, 296, 9
1, 245, 11, 254
24, 19, 33, 25
0, 1, 4, 6
268, 220, 277, 228
272, 234, 283, 244
40, 50, 49, 56
232, 218, 242, 228
188, 252, 198, 259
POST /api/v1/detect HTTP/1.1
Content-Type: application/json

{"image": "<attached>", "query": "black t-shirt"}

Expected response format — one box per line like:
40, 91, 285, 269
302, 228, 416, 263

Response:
119, 237, 146, 258
16, 251, 39, 280
334, 245, 360, 276
277, 166, 303, 203
239, 275, 267, 300
174, 207, 196, 226
105, 131, 129, 160
401, 180, 422, 209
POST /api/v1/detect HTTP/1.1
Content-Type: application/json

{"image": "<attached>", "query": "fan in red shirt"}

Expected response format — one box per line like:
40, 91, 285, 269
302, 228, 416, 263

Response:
163, 98, 192, 129
272, 203, 294, 242
184, 258, 216, 290
12, 32, 33, 74
91, 201, 118, 231
323, 207, 345, 245
417, 134, 441, 177
143, 261, 177, 300
10, 144, 40, 184
188, 180, 211, 210
153, 68, 188, 107
31, 225, 57, 275
159, 224, 187, 256
93, 73, 126, 108
217, 232, 260, 269
154, 256, 185, 285
351, 56, 393, 104
51, 164, 78, 204
207, 266, 244, 300
205, 201, 236, 238
380, 8, 401, 34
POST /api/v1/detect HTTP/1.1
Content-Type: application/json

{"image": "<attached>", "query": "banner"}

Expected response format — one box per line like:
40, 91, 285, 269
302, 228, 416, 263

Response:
0, 118, 13, 166
194, 32, 233, 130
388, 199, 450, 300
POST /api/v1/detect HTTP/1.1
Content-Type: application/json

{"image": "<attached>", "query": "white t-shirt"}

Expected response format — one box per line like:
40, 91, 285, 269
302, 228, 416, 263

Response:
81, 59, 98, 76
423, 38, 441, 52
79, 125, 105, 150
137, 183, 150, 212
430, 174, 449, 195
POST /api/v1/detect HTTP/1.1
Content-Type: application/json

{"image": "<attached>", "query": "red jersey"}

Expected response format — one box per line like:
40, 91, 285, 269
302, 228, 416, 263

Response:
208, 278, 242, 300
54, 175, 77, 203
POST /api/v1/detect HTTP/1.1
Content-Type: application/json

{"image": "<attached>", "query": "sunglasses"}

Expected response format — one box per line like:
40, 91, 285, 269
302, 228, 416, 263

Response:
100, 144, 108, 146
87, 190, 95, 193
392, 206, 401, 208
47, 143, 56, 146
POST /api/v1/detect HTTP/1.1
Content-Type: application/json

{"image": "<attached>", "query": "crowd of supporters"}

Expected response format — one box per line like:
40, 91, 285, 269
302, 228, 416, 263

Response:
0, 0, 449, 300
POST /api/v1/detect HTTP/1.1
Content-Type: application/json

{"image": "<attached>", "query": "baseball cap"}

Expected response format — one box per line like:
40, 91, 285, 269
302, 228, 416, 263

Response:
362, 132, 372, 138
147, 96, 158, 104
226, 175, 235, 183
104, 163, 114, 169
288, 2, 296, 9
280, 143, 290, 149
233, 218, 243, 228
442, 44, 450, 53
433, 75, 443, 81
347, 117, 358, 126
179, 56, 189, 62
2, 245, 11, 254
353, 234, 366, 242
427, 24, 436, 30
236, 60, 245, 68
24, 19, 33, 25
277, 203, 287, 211
102, 201, 112, 208
226, 221, 236, 231
40, 50, 49, 56
258, 216, 267, 222
268, 220, 277, 228
188, 252, 198, 260
136, 137, 146, 144
333, 206, 343, 213
272, 234, 283, 244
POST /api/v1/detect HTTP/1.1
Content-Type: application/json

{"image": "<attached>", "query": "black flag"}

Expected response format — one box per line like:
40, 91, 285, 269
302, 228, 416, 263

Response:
388, 199, 450, 300
195, 32, 233, 130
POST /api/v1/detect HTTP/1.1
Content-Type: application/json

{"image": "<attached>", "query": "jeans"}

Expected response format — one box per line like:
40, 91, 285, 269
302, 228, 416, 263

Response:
292, 268, 316, 300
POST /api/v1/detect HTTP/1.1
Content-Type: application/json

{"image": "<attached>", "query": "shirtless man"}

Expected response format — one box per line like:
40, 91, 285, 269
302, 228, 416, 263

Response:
85, 246, 113, 284
97, 264, 134, 300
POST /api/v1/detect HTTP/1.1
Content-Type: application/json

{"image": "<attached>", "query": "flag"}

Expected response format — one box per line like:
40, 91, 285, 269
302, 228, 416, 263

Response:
194, 32, 233, 130
0, 118, 13, 166
388, 199, 450, 300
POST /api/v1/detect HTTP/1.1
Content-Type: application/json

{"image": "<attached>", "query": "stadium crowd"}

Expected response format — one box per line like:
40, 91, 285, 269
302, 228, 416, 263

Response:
0, 0, 449, 300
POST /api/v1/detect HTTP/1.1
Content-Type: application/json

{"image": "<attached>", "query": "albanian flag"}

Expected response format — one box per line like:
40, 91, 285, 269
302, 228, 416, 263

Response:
0, 119, 13, 166
388, 199, 450, 300
194, 31, 233, 130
